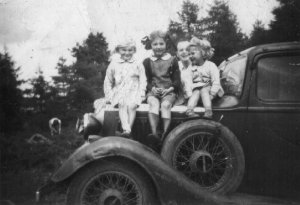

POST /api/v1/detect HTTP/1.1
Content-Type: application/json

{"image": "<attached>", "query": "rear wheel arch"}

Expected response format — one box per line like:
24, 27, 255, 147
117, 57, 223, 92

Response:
67, 156, 160, 204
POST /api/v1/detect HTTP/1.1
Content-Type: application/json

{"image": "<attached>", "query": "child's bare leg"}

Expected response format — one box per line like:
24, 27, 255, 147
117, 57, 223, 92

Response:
186, 89, 201, 116
119, 104, 131, 132
127, 103, 137, 129
161, 100, 172, 136
200, 87, 213, 118
147, 96, 160, 136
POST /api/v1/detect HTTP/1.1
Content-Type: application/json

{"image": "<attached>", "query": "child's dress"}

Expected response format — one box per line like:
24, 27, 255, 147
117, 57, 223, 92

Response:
143, 53, 181, 104
104, 56, 147, 106
191, 60, 224, 97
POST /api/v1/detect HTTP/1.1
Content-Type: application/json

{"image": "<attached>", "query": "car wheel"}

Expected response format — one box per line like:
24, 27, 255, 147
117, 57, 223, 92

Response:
66, 159, 155, 205
161, 119, 245, 194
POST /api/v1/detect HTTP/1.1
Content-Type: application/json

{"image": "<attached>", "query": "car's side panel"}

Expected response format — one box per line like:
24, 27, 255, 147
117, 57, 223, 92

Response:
51, 137, 225, 205
243, 49, 300, 200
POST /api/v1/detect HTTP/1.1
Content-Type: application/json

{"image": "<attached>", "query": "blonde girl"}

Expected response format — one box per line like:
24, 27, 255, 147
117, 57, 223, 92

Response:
104, 39, 146, 137
187, 37, 224, 118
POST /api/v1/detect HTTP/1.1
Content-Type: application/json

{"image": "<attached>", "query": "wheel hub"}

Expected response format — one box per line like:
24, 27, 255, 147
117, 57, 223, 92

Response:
99, 188, 123, 205
189, 150, 214, 173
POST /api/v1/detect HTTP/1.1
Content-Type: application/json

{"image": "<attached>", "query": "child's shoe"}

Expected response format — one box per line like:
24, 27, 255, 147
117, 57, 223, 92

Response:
186, 109, 200, 118
203, 109, 213, 119
121, 131, 132, 139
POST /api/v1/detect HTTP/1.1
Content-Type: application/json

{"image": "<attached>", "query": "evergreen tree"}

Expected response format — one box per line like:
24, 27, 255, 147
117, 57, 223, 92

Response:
204, 0, 247, 64
177, 0, 199, 35
52, 57, 76, 98
249, 0, 299, 46
29, 69, 51, 113
168, 0, 207, 52
52, 32, 110, 114
269, 0, 300, 42
249, 20, 270, 46
70, 32, 109, 113
0, 51, 23, 133
168, 0, 247, 64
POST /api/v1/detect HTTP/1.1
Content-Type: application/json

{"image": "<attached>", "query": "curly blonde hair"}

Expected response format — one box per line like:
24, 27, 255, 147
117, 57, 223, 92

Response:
190, 37, 215, 60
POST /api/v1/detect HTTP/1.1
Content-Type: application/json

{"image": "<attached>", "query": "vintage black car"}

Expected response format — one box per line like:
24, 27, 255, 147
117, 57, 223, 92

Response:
37, 42, 300, 205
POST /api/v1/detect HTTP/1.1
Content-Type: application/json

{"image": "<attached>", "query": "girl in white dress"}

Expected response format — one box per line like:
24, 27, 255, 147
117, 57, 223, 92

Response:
103, 39, 147, 137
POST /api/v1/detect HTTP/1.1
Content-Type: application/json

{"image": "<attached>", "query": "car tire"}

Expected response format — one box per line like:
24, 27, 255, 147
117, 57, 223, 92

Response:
161, 119, 245, 194
66, 159, 156, 205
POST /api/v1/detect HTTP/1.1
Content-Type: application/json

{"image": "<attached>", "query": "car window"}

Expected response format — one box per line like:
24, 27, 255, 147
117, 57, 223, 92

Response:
257, 54, 300, 102
220, 56, 247, 97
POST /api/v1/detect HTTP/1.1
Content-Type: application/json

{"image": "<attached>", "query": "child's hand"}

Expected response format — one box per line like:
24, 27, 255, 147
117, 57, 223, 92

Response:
161, 87, 174, 97
94, 98, 104, 108
152, 87, 161, 96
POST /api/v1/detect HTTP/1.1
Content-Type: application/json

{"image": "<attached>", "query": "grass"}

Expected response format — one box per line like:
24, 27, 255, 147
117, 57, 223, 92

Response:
0, 122, 84, 205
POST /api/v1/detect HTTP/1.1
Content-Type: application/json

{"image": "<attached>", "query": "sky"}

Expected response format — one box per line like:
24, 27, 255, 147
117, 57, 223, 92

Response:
0, 0, 279, 82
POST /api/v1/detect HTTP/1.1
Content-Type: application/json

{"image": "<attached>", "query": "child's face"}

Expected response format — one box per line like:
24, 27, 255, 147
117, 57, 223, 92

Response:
189, 46, 204, 65
151, 37, 166, 57
177, 41, 190, 62
119, 46, 135, 61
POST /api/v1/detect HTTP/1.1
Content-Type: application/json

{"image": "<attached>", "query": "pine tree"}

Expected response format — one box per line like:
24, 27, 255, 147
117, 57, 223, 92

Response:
52, 32, 110, 114
203, 0, 247, 64
249, 20, 270, 46
52, 57, 76, 97
0, 51, 23, 133
29, 69, 50, 113
168, 0, 247, 64
269, 0, 300, 42
168, 0, 206, 46
71, 33, 109, 113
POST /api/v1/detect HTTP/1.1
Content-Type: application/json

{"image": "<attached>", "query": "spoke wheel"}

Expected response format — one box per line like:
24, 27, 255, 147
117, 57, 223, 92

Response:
173, 132, 231, 189
161, 120, 245, 194
81, 171, 141, 205
67, 159, 155, 205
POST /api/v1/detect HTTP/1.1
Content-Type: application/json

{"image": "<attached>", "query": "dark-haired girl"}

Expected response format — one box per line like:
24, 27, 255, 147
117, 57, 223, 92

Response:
143, 30, 181, 144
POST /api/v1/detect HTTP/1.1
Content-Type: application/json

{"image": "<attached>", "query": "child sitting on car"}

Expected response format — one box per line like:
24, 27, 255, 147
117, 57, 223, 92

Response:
77, 38, 146, 142
186, 37, 224, 118
143, 30, 181, 144
103, 38, 147, 138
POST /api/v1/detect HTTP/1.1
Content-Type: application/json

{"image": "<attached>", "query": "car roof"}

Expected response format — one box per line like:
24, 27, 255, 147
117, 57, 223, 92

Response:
247, 41, 300, 57
219, 41, 300, 67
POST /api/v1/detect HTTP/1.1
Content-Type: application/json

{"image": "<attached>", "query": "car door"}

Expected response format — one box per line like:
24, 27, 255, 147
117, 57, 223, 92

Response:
245, 50, 300, 200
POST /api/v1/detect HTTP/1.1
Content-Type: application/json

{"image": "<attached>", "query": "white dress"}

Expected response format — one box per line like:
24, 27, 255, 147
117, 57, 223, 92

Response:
104, 56, 147, 106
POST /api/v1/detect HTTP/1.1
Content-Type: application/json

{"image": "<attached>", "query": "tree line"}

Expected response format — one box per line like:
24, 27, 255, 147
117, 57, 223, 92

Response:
1, 0, 299, 135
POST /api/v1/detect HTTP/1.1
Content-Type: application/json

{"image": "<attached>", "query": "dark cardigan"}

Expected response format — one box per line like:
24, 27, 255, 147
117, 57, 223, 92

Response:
143, 56, 181, 94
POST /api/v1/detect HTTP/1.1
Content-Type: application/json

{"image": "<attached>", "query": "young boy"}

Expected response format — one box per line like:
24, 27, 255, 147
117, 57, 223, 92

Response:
176, 40, 193, 104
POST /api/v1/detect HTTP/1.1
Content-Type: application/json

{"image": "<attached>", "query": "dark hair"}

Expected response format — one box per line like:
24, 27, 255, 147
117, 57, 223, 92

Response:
149, 30, 167, 42
141, 30, 176, 51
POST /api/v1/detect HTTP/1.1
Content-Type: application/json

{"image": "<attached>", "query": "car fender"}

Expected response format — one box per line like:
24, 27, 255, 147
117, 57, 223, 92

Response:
51, 137, 227, 205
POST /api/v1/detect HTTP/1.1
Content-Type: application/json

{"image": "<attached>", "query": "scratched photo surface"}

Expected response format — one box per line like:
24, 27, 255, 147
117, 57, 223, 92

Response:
1, 0, 299, 204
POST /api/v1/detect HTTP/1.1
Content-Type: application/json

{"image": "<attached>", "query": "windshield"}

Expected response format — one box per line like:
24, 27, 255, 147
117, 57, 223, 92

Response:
219, 55, 248, 97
